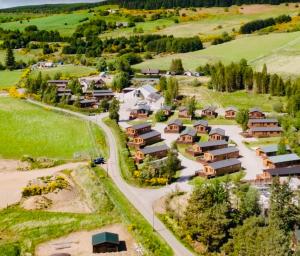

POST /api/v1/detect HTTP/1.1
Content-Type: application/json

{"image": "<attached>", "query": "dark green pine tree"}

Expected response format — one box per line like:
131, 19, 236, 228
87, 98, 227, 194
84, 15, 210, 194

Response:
5, 47, 15, 70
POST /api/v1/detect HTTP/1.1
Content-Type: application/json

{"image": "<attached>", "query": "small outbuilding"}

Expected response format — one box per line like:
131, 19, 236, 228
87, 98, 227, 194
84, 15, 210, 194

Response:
164, 119, 184, 133
224, 106, 237, 119
201, 106, 217, 118
193, 120, 209, 134
92, 232, 120, 253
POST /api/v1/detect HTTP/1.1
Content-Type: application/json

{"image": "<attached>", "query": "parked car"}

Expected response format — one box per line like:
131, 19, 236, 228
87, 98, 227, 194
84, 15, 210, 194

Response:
93, 157, 105, 165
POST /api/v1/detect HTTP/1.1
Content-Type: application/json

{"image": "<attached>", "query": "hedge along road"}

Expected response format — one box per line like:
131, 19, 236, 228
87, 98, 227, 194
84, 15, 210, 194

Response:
26, 99, 193, 256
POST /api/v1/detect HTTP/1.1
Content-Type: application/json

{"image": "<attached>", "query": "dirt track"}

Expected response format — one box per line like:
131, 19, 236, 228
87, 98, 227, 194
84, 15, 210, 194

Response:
0, 161, 87, 209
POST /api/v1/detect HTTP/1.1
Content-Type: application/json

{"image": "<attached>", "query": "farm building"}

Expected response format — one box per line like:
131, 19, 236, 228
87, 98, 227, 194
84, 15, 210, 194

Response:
177, 128, 198, 144
160, 105, 173, 117
209, 128, 227, 141
249, 127, 282, 138
202, 147, 239, 163
224, 106, 238, 119
127, 130, 161, 149
201, 106, 217, 118
92, 90, 114, 101
141, 68, 160, 76
126, 123, 152, 137
193, 120, 209, 134
178, 106, 191, 119
248, 118, 279, 128
249, 107, 265, 119
202, 158, 242, 177
164, 119, 184, 133
135, 144, 169, 163
129, 104, 151, 119
256, 144, 291, 158
263, 154, 300, 169
187, 140, 228, 156
92, 232, 119, 253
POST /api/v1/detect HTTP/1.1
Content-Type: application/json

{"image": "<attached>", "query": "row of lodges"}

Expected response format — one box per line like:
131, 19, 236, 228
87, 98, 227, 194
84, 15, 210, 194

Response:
247, 118, 282, 138
125, 123, 169, 163
47, 77, 114, 108
256, 144, 300, 181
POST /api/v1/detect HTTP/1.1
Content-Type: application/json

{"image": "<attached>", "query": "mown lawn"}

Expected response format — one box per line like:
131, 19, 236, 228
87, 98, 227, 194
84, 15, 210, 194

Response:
134, 31, 300, 71
0, 97, 107, 159
0, 70, 23, 88
30, 64, 97, 79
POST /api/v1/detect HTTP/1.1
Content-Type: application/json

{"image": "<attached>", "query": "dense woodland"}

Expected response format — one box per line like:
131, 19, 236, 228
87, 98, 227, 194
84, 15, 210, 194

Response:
110, 0, 299, 9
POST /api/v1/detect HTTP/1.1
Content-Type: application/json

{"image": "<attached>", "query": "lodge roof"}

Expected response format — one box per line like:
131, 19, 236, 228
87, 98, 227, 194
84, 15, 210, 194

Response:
130, 122, 151, 130
249, 107, 263, 113
138, 130, 161, 140
258, 144, 291, 154
207, 146, 239, 156
180, 128, 197, 137
267, 153, 300, 164
250, 127, 282, 132
203, 106, 217, 112
196, 140, 228, 148
167, 119, 183, 126
225, 106, 238, 112
208, 158, 241, 170
248, 118, 278, 124
209, 128, 225, 136
92, 89, 114, 96
161, 105, 172, 111
92, 232, 119, 246
141, 144, 169, 154
193, 120, 208, 127
264, 165, 300, 176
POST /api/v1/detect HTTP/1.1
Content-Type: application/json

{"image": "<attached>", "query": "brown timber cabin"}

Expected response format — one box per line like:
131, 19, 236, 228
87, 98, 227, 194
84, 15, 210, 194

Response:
187, 140, 228, 156
127, 130, 161, 149
201, 106, 217, 118
263, 153, 300, 169
178, 106, 191, 119
203, 147, 239, 163
249, 107, 266, 119
209, 128, 227, 141
126, 123, 152, 137
224, 106, 238, 119
164, 119, 184, 133
202, 159, 241, 178
177, 128, 198, 144
193, 120, 209, 134
256, 144, 291, 158
134, 144, 169, 163
248, 118, 279, 128
249, 127, 282, 138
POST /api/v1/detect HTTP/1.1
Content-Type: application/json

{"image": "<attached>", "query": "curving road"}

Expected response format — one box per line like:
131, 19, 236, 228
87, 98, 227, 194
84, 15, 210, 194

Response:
27, 99, 193, 256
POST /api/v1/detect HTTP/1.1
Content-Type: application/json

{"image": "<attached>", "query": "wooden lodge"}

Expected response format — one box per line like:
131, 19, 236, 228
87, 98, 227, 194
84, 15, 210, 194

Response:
126, 123, 152, 137
129, 104, 151, 120
209, 128, 227, 141
202, 147, 239, 163
160, 105, 173, 117
193, 120, 209, 134
224, 106, 237, 119
187, 140, 228, 156
56, 87, 72, 98
261, 166, 300, 179
256, 144, 291, 158
202, 159, 241, 178
47, 80, 69, 88
249, 127, 282, 138
164, 119, 183, 133
92, 89, 115, 101
201, 106, 217, 118
92, 232, 119, 253
178, 106, 191, 119
263, 153, 300, 169
177, 128, 198, 144
134, 144, 169, 163
79, 99, 98, 108
248, 118, 279, 128
249, 107, 265, 119
127, 130, 161, 149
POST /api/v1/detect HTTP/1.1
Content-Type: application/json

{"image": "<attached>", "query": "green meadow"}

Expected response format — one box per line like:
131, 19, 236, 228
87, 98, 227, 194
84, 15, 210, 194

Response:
134, 31, 300, 73
0, 97, 107, 159
0, 70, 23, 88
0, 49, 42, 64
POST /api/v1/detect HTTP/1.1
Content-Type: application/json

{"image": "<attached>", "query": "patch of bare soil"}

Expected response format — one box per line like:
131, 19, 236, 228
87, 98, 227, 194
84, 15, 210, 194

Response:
0, 159, 28, 173
21, 174, 91, 213
36, 224, 139, 256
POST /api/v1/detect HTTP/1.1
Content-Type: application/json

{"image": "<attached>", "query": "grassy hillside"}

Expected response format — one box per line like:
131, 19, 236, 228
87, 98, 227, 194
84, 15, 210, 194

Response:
134, 31, 300, 73
0, 70, 24, 88
0, 97, 107, 159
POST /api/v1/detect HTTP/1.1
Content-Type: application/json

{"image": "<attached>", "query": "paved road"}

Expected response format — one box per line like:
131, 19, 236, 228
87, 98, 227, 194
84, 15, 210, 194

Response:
27, 99, 193, 256
0, 162, 86, 209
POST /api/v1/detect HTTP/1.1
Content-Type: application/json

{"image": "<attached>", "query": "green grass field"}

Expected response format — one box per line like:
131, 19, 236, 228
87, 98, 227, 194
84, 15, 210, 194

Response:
0, 70, 23, 88
30, 64, 97, 79
180, 86, 284, 112
0, 12, 93, 36
0, 97, 107, 160
134, 31, 300, 73
0, 49, 42, 64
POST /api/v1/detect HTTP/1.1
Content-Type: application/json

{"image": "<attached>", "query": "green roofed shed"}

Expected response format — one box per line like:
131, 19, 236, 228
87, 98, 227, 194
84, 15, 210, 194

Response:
92, 232, 119, 253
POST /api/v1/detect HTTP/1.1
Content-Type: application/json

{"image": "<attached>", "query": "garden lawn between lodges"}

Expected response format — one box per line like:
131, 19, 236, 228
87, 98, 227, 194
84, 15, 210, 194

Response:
0, 97, 108, 160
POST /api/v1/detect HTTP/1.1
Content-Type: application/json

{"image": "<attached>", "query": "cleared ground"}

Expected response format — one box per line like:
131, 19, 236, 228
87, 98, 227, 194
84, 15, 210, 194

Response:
134, 31, 300, 74
0, 97, 107, 159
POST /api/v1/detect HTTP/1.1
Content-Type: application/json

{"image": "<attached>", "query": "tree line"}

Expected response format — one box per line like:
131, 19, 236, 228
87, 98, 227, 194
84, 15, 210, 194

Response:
109, 0, 298, 9
240, 14, 291, 34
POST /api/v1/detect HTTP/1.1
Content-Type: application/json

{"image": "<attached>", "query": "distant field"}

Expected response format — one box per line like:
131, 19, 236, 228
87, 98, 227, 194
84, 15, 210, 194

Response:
0, 49, 42, 64
180, 86, 284, 112
0, 12, 93, 36
30, 64, 97, 78
134, 31, 300, 73
0, 70, 23, 88
0, 97, 107, 159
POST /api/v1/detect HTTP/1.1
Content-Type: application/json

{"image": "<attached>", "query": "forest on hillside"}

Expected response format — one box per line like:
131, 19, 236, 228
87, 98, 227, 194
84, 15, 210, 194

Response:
110, 0, 298, 9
